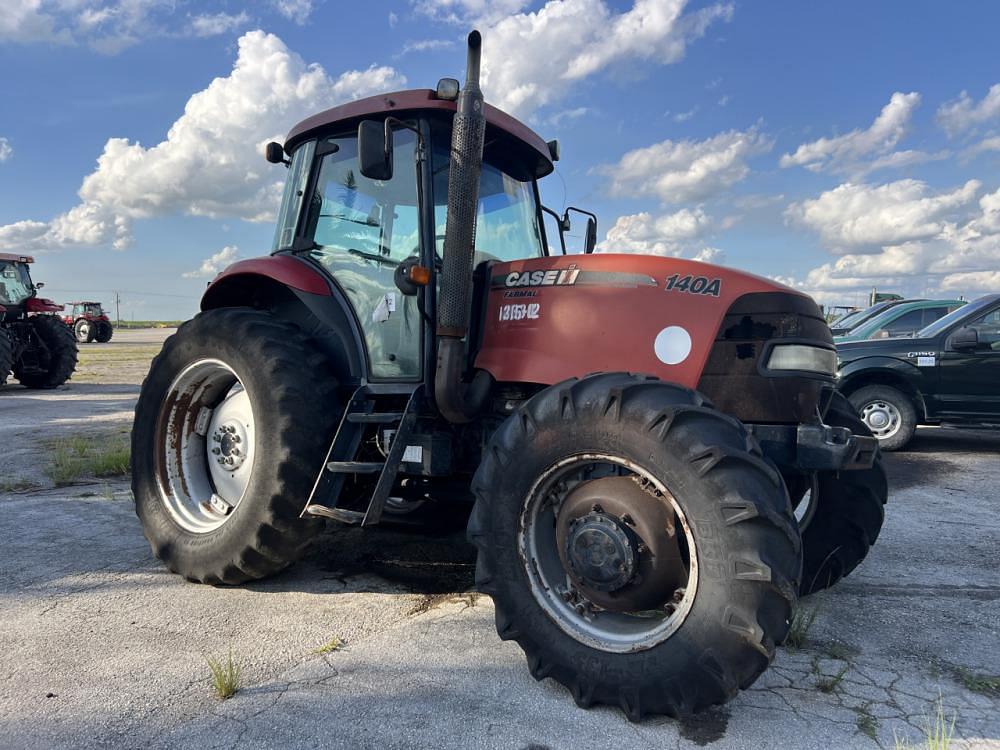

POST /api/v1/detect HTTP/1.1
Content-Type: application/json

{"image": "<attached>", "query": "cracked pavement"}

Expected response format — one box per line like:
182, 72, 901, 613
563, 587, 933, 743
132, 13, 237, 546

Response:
1, 330, 999, 748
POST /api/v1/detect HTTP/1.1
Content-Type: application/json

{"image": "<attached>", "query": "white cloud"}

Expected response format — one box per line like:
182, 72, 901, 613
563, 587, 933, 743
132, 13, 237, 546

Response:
183, 245, 240, 278
545, 106, 589, 128
600, 127, 772, 205
937, 83, 1000, 138
414, 0, 533, 25
397, 38, 456, 56
785, 179, 981, 252
597, 208, 714, 256
0, 30, 406, 253
467, 0, 731, 119
0, 0, 69, 44
189, 11, 250, 38
0, 137, 12, 162
673, 107, 698, 123
273, 0, 315, 24
961, 135, 1000, 161
782, 183, 1000, 302
693, 246, 725, 264
779, 92, 921, 176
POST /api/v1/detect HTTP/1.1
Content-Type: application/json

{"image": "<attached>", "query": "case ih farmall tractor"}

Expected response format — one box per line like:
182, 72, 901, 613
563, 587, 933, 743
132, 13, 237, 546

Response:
133, 33, 887, 719
0, 253, 78, 389
64, 301, 113, 343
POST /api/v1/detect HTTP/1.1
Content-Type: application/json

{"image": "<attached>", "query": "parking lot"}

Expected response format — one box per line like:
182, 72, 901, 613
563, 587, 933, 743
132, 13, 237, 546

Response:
1, 329, 998, 749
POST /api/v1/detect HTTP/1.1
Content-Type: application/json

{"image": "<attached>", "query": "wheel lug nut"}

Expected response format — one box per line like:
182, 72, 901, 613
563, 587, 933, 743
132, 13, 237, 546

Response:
211, 448, 220, 455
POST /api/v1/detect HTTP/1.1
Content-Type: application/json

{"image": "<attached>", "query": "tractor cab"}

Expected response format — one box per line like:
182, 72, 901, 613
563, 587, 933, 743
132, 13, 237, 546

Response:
0, 254, 40, 319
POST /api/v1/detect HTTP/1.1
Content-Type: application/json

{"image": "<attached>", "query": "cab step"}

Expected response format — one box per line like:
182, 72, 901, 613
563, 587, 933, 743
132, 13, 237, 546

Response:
325, 461, 383, 474
303, 505, 365, 524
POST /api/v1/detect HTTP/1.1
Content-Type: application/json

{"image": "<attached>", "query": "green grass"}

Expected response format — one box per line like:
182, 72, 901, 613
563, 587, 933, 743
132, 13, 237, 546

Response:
785, 605, 819, 650
856, 704, 879, 741
313, 636, 345, 654
954, 667, 1000, 697
46, 432, 131, 486
114, 320, 183, 329
207, 649, 242, 700
816, 662, 850, 694
894, 698, 956, 750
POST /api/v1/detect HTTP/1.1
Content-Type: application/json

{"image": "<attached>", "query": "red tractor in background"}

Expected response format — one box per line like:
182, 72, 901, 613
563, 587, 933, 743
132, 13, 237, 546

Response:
0, 253, 78, 388
63, 301, 114, 343
131, 32, 887, 720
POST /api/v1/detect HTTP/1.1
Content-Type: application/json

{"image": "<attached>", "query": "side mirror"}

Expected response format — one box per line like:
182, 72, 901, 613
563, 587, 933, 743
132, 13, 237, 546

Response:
583, 216, 597, 254
265, 141, 287, 165
34, 282, 44, 289
950, 326, 979, 351
358, 120, 393, 180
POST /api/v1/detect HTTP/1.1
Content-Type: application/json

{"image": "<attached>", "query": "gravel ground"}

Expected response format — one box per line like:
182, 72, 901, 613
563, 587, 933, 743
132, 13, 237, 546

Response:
1, 328, 998, 749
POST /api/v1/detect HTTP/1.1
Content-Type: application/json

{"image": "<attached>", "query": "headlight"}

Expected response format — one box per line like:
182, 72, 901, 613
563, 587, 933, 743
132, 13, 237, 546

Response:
766, 344, 837, 376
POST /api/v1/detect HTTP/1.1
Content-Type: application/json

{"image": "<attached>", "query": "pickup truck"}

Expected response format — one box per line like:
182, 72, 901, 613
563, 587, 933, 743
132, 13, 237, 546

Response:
836, 294, 1000, 450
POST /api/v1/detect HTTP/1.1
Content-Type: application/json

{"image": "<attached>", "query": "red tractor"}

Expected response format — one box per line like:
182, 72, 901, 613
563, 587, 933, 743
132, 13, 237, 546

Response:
132, 33, 887, 720
0, 253, 78, 388
63, 301, 113, 343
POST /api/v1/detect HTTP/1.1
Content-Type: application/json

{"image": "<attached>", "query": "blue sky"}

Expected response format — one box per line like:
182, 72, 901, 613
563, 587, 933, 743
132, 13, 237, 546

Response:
2, 0, 999, 319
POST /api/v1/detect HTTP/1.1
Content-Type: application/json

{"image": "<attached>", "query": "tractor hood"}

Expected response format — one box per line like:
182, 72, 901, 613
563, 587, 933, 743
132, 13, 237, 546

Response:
475, 253, 815, 390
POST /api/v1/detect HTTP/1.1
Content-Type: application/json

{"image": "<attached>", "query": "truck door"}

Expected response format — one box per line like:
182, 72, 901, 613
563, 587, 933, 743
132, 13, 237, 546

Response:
936, 305, 1000, 418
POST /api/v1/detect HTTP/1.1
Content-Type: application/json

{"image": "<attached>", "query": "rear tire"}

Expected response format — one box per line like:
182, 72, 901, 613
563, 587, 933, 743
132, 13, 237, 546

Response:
0, 330, 13, 386
793, 392, 888, 595
95, 321, 113, 343
848, 384, 916, 451
131, 308, 340, 585
468, 373, 801, 720
14, 316, 78, 389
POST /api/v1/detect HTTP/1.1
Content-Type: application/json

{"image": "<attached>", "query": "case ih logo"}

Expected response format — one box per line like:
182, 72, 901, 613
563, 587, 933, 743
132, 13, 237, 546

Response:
495, 268, 581, 288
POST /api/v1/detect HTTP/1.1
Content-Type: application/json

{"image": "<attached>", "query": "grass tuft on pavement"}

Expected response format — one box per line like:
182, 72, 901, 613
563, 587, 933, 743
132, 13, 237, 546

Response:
207, 649, 242, 700
46, 432, 131, 486
313, 636, 345, 654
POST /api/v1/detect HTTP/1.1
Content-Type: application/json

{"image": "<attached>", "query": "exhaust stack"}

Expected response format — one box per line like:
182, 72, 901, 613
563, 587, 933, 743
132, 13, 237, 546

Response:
435, 30, 492, 423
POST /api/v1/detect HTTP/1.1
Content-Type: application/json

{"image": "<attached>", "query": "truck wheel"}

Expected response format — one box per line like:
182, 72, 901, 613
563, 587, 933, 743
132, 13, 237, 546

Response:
131, 308, 338, 585
74, 319, 95, 343
792, 392, 888, 595
848, 384, 916, 451
14, 316, 78, 389
468, 373, 801, 720
95, 321, 113, 343
0, 331, 13, 385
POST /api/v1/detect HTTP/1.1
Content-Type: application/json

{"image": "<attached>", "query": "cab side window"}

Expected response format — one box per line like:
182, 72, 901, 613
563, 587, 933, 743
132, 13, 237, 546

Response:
968, 309, 1000, 350
878, 309, 924, 338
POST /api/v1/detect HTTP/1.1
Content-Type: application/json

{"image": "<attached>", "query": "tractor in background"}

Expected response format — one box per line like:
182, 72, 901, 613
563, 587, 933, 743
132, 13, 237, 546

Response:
0, 253, 78, 388
64, 301, 114, 343
131, 32, 887, 720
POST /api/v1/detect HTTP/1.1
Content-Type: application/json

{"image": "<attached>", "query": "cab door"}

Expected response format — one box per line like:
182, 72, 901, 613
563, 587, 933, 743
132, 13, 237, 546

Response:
936, 305, 1000, 418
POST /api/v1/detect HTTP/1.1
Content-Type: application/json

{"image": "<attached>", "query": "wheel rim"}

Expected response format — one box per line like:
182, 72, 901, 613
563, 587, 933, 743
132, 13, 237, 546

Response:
518, 454, 698, 654
77, 322, 90, 341
155, 359, 256, 533
794, 473, 820, 531
859, 399, 902, 439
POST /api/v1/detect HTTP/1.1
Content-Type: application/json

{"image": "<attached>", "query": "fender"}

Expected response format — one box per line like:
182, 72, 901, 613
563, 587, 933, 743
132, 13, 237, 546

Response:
201, 254, 369, 383
838, 355, 923, 390
25, 297, 64, 313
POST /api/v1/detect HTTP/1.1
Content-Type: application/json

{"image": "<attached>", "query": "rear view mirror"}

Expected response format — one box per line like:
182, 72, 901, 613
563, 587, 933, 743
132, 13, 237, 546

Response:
950, 326, 979, 351
358, 120, 393, 180
265, 141, 288, 165
583, 216, 597, 254
34, 282, 44, 289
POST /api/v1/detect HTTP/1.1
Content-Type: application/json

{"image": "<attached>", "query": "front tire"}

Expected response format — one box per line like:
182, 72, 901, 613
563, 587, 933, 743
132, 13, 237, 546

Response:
14, 316, 78, 389
75, 319, 95, 343
0, 330, 13, 386
131, 308, 340, 585
848, 384, 916, 451
792, 392, 888, 595
468, 373, 801, 720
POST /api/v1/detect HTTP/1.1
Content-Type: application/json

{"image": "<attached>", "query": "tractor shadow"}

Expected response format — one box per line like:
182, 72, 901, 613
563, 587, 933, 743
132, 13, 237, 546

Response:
292, 515, 478, 596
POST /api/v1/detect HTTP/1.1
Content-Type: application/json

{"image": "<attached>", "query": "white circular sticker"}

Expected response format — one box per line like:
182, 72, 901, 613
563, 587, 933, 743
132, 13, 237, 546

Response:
654, 326, 692, 365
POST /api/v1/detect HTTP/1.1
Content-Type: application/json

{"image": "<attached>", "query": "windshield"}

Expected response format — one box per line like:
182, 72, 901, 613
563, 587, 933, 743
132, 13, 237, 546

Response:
431, 134, 544, 264
831, 309, 864, 329
85, 303, 103, 316
918, 296, 993, 337
272, 140, 316, 251
0, 261, 34, 305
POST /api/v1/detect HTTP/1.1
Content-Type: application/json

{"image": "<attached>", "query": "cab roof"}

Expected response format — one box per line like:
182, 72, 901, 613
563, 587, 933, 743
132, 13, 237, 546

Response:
0, 253, 34, 263
284, 88, 555, 180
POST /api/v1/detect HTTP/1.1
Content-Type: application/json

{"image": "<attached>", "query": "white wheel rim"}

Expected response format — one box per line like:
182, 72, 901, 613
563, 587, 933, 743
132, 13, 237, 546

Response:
156, 359, 255, 533
860, 399, 902, 440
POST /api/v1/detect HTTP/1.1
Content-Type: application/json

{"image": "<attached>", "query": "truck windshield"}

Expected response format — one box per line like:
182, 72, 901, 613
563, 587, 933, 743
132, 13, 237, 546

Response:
0, 261, 34, 305
430, 136, 544, 264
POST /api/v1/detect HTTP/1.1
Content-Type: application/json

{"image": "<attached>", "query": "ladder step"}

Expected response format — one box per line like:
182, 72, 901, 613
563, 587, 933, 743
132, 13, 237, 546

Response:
346, 412, 405, 424
304, 505, 365, 524
326, 461, 383, 474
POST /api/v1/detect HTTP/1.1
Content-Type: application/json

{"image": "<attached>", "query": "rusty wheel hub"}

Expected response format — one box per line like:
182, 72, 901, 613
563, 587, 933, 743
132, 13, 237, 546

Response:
555, 476, 687, 612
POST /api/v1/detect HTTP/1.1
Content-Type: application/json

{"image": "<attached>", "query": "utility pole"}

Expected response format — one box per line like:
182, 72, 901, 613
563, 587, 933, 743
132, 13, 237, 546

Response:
114, 291, 121, 327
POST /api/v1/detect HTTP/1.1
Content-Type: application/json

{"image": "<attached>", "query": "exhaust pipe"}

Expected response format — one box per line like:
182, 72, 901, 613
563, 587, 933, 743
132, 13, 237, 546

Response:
435, 30, 493, 423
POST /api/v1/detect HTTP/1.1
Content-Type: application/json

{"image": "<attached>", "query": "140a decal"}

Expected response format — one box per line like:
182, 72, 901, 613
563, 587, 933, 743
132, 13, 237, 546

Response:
664, 274, 722, 297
